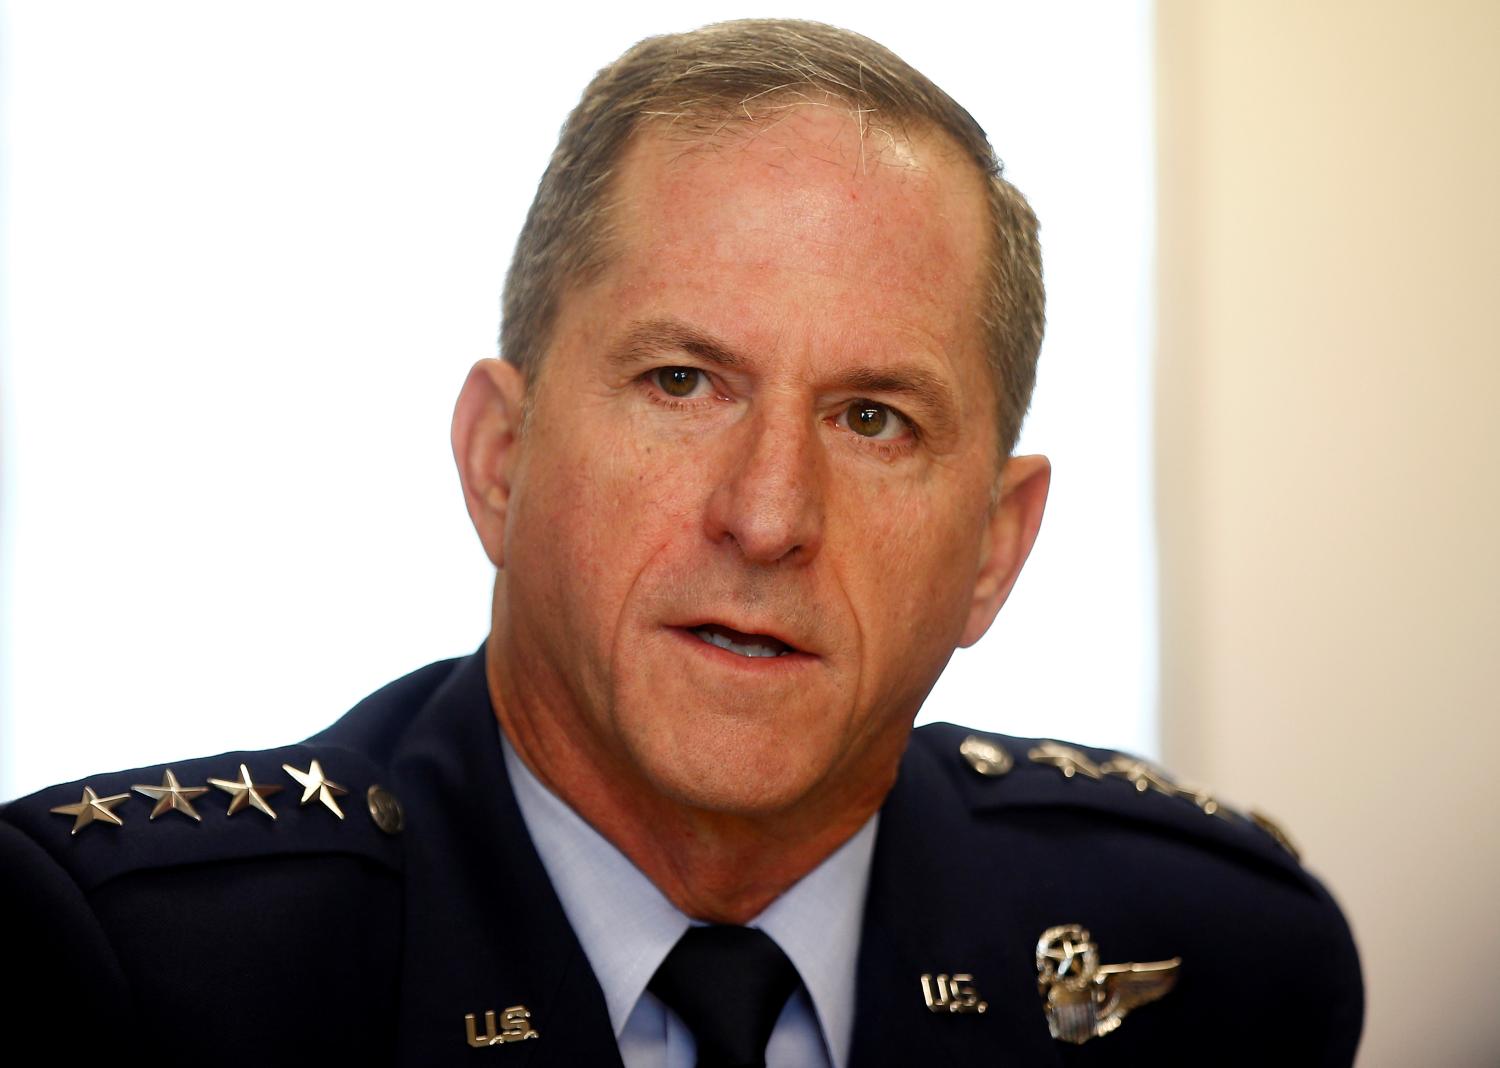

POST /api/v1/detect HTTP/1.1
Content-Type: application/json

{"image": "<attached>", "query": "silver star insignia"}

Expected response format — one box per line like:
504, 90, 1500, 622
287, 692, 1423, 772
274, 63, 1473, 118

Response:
208, 763, 284, 818
50, 786, 131, 835
1028, 741, 1104, 780
1099, 755, 1178, 794
133, 768, 210, 821
282, 759, 348, 819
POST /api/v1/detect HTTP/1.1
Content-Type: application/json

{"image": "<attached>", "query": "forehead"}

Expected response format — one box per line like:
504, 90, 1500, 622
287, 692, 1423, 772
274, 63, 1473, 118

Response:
594, 107, 992, 378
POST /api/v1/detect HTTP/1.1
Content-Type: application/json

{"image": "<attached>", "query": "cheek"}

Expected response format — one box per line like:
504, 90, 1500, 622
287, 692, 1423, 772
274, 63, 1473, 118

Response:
520, 413, 704, 604
834, 476, 984, 649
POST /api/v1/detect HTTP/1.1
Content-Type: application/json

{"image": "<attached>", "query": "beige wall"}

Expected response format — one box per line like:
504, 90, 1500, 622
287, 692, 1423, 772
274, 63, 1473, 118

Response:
1156, 2, 1500, 1064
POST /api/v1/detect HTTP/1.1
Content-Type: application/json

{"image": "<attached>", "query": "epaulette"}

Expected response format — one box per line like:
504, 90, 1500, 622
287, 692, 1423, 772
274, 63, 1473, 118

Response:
914, 721, 1308, 883
0, 742, 406, 892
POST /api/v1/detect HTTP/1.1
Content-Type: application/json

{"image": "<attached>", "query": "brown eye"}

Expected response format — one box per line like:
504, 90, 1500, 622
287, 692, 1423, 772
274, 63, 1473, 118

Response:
847, 401, 889, 437
655, 367, 702, 398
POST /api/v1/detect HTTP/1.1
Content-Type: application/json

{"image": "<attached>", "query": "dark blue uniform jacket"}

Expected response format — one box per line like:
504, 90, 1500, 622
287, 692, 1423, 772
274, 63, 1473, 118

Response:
0, 650, 1363, 1064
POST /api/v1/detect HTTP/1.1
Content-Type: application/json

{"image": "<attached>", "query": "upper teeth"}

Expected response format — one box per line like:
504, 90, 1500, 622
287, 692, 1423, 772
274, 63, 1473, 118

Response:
693, 627, 789, 658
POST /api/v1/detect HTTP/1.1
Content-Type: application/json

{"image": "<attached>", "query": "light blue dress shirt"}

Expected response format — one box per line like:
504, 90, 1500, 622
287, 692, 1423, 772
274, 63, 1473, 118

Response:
501, 729, 878, 1068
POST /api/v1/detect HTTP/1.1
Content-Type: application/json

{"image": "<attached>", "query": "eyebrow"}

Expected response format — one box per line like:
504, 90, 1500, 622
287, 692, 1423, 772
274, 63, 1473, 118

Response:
607, 316, 962, 438
606, 318, 747, 371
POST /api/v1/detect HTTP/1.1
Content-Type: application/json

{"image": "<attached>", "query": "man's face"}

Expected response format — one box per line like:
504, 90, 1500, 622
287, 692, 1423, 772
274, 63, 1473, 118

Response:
496, 109, 1011, 820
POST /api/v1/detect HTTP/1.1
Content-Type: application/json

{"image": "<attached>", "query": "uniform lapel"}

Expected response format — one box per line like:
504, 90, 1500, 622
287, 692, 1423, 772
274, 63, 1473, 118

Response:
389, 651, 624, 1068
848, 734, 1063, 1067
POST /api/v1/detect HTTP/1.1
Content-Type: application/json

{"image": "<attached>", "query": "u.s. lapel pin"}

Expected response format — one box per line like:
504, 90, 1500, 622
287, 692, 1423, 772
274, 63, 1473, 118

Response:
465, 1005, 539, 1047
920, 972, 988, 1014
1035, 924, 1179, 1044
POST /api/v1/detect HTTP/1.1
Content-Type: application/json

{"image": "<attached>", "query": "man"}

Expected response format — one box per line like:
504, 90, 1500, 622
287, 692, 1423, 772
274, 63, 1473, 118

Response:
0, 19, 1361, 1066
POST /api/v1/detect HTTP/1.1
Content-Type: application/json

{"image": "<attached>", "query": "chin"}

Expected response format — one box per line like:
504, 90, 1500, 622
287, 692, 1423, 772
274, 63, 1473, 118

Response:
619, 709, 836, 818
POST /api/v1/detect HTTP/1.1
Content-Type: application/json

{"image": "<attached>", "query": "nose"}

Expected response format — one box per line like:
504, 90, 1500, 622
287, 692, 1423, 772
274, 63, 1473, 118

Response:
703, 406, 825, 565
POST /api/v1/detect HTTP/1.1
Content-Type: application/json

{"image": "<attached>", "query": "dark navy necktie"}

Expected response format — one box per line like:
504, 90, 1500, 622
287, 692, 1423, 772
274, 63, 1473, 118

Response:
648, 925, 800, 1068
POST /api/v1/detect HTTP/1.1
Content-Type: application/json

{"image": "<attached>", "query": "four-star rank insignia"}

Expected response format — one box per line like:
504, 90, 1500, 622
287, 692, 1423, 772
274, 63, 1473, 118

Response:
1036, 924, 1180, 1044
1027, 742, 1241, 824
48, 758, 373, 837
51, 759, 366, 835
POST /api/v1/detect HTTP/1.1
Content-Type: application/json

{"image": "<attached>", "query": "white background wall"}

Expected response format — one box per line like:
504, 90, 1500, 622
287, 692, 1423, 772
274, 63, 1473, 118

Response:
0, 2, 1156, 797
1157, 2, 1500, 1063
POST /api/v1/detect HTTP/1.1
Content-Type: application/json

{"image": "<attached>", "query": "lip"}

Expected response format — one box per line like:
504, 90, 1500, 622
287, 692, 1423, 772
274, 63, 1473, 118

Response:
669, 617, 813, 655
667, 624, 821, 670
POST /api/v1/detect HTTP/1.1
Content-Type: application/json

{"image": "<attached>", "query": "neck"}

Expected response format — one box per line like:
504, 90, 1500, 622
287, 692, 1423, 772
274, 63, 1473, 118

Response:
487, 642, 894, 924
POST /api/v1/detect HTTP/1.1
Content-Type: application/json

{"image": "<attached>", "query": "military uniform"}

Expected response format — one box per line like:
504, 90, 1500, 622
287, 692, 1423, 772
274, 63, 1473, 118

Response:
0, 650, 1362, 1064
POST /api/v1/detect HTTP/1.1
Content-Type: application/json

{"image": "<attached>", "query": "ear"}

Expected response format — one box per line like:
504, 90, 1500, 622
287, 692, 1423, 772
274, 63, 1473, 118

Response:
451, 358, 527, 569
959, 454, 1051, 647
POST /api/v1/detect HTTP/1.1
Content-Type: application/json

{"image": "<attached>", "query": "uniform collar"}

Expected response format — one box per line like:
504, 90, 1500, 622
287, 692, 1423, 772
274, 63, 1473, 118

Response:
386, 649, 623, 1066
501, 727, 877, 1068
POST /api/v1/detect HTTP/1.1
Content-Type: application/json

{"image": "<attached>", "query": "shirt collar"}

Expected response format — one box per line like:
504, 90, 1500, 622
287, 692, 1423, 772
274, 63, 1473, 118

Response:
744, 812, 878, 1068
501, 727, 878, 1068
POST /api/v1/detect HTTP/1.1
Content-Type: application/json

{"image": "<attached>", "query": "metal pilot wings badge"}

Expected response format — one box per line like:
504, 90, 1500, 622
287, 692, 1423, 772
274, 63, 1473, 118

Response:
1035, 924, 1180, 1044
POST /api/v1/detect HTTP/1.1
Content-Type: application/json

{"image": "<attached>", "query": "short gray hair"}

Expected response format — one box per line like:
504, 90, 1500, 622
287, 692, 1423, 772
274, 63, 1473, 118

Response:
500, 18, 1044, 455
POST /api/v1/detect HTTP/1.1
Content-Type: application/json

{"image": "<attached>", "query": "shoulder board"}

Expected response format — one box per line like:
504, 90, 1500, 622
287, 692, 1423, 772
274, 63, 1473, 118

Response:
911, 721, 1307, 883
1, 742, 405, 893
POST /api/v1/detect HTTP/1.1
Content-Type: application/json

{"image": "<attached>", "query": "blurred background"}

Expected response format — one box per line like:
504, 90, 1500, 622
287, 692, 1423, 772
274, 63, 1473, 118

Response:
1, 2, 1495, 1063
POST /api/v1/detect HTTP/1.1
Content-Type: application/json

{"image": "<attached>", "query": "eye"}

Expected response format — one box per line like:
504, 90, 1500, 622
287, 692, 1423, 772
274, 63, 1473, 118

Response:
838, 399, 910, 442
652, 366, 711, 399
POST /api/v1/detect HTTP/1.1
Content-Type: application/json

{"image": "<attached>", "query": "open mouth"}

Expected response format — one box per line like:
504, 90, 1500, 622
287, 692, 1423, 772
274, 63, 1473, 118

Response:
689, 623, 794, 659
